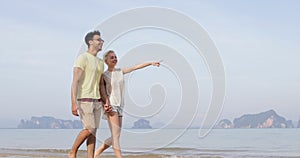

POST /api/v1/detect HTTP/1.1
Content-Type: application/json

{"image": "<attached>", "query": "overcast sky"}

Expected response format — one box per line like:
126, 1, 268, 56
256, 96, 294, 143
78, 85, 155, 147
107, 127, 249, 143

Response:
0, 0, 299, 128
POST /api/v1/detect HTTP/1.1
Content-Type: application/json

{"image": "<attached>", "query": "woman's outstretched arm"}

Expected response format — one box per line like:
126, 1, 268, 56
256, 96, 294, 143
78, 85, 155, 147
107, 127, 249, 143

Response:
122, 61, 160, 74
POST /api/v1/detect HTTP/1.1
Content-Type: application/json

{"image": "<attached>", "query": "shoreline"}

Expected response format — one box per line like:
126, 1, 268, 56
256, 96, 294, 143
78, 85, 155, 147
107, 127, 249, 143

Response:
0, 148, 232, 158
1, 148, 299, 158
0, 148, 198, 158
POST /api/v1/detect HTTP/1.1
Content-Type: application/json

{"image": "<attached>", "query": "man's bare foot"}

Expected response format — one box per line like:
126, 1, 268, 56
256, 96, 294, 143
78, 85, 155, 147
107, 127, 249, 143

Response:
68, 150, 76, 158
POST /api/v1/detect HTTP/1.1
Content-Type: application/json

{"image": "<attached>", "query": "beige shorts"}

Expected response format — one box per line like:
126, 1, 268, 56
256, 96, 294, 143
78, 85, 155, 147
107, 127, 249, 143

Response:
78, 101, 102, 130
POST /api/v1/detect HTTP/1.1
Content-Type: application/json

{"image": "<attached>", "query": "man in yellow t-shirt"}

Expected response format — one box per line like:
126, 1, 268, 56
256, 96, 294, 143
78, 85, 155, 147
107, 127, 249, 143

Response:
69, 30, 104, 158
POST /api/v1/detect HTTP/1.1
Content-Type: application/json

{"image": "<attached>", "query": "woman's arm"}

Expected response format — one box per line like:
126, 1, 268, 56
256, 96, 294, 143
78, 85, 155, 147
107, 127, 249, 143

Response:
122, 61, 160, 74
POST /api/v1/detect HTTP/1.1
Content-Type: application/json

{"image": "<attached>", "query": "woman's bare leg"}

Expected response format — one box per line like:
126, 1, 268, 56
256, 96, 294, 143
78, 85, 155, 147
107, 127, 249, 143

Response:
108, 112, 122, 158
94, 137, 111, 158
94, 113, 122, 158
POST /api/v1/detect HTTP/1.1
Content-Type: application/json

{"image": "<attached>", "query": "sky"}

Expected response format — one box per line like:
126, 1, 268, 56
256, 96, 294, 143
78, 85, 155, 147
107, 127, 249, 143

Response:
0, 0, 300, 128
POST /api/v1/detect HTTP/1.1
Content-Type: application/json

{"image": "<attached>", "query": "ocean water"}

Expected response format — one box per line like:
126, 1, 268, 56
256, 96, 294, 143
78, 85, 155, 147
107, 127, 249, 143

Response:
0, 128, 299, 157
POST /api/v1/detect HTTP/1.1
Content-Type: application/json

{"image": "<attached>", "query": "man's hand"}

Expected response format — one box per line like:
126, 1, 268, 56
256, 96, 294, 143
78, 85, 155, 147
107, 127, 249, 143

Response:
72, 104, 79, 116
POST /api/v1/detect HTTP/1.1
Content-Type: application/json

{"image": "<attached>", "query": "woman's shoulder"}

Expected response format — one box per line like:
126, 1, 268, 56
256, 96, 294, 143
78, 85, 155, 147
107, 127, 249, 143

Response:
103, 70, 110, 76
115, 68, 122, 72
103, 68, 122, 75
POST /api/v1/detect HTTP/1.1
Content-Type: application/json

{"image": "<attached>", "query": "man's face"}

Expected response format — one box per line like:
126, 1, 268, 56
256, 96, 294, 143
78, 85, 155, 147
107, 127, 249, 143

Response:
90, 35, 104, 51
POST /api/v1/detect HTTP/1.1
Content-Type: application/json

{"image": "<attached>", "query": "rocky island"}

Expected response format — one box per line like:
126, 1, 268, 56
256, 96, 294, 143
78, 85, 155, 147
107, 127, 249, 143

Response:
216, 109, 295, 128
18, 116, 82, 129
18, 110, 298, 129
132, 119, 152, 129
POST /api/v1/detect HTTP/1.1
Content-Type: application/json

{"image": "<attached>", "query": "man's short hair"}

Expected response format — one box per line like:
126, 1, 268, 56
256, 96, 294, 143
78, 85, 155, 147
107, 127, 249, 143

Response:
84, 30, 101, 47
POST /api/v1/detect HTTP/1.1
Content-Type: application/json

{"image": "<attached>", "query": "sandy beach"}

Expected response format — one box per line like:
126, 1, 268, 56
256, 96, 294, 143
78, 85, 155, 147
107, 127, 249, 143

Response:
0, 149, 192, 158
1, 129, 299, 158
0, 148, 231, 158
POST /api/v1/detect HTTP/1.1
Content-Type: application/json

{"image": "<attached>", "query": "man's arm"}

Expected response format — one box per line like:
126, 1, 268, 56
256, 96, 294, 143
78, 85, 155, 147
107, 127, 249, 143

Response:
99, 74, 112, 112
122, 61, 160, 74
99, 75, 108, 103
71, 67, 83, 116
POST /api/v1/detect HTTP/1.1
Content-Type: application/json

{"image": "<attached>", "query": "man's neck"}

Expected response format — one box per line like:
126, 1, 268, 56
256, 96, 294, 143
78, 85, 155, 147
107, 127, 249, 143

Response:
87, 48, 98, 56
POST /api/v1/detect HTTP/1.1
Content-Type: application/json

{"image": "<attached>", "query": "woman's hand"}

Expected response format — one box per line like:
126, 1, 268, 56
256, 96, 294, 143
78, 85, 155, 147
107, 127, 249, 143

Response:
152, 61, 160, 67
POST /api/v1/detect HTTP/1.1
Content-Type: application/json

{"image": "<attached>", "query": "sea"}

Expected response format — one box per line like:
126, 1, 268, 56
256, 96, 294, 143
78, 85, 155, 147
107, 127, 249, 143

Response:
0, 128, 299, 158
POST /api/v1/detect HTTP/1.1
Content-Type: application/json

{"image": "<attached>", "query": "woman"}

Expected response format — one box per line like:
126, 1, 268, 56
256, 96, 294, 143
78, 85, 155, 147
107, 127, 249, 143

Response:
94, 50, 160, 158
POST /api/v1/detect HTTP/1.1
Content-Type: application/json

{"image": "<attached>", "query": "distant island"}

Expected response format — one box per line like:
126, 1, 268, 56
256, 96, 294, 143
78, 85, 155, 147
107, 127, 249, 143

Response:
18, 109, 300, 129
17, 116, 153, 129
216, 109, 298, 129
132, 119, 152, 129
18, 116, 82, 129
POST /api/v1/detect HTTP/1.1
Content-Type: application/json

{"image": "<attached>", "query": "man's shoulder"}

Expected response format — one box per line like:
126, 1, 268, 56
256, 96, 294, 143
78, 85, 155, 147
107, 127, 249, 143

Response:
74, 53, 88, 68
76, 52, 88, 60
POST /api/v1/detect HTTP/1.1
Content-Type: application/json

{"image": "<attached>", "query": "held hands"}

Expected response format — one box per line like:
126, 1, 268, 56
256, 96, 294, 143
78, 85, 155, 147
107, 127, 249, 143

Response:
103, 103, 112, 113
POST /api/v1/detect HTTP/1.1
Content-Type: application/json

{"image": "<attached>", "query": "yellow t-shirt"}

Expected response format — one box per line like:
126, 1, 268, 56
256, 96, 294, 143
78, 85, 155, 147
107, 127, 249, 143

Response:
74, 52, 104, 99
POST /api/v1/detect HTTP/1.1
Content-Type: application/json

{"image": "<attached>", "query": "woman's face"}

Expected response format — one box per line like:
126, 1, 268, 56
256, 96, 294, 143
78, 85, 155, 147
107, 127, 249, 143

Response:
105, 52, 118, 67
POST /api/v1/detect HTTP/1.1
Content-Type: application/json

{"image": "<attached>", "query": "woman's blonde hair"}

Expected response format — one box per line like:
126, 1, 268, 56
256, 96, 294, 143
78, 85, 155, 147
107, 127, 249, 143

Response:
103, 50, 115, 62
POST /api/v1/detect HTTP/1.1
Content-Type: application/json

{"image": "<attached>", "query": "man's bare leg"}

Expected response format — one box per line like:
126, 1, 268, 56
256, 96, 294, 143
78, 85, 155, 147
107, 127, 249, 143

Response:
87, 129, 96, 158
68, 129, 92, 158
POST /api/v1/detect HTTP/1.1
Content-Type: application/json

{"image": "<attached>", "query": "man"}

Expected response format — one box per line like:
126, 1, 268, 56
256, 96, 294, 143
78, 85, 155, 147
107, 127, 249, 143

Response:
69, 30, 104, 158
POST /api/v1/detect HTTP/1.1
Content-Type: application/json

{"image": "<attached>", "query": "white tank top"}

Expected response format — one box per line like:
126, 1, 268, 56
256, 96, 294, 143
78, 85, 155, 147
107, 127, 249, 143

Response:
103, 68, 124, 107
